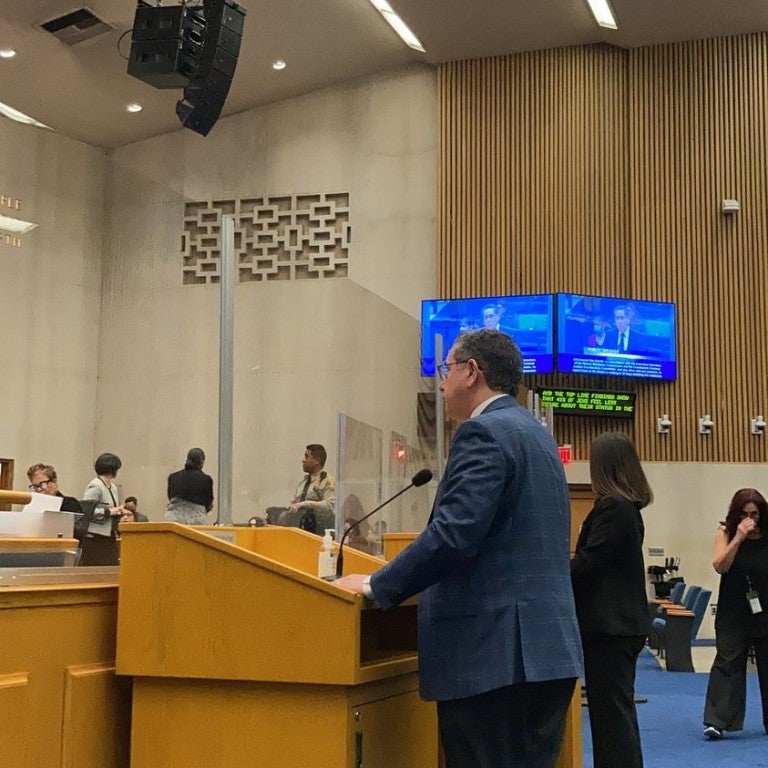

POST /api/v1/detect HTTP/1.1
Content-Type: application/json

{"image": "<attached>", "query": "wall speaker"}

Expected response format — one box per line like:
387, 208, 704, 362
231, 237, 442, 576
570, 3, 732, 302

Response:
127, 0, 247, 137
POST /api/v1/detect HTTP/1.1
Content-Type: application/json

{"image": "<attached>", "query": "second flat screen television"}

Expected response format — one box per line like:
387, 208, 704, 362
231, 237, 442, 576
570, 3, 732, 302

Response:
557, 293, 677, 380
421, 294, 554, 376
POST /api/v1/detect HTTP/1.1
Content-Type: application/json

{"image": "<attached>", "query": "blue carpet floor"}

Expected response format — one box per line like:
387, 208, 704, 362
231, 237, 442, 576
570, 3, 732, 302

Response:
581, 649, 768, 767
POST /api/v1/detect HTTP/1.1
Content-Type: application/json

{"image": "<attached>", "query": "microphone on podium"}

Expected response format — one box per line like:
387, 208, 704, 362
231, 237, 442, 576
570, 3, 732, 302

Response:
335, 468, 433, 579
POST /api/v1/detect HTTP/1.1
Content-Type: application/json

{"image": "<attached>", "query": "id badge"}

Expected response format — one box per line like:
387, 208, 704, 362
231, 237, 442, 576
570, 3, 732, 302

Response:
747, 589, 763, 615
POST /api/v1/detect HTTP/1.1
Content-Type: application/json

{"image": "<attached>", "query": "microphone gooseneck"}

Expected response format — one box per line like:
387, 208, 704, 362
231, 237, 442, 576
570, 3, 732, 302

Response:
335, 468, 433, 579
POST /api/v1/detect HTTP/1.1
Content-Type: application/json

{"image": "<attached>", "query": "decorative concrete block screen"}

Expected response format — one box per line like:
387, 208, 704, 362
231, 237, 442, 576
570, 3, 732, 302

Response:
181, 193, 350, 285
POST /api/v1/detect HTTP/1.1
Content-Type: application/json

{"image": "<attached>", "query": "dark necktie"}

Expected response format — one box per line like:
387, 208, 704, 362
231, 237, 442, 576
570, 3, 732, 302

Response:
619, 332, 626, 352
299, 475, 312, 502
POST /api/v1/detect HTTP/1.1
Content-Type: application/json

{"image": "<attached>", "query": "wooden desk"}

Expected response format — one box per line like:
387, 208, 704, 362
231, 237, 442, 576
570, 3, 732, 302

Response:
0, 536, 78, 551
0, 536, 79, 567
0, 568, 130, 767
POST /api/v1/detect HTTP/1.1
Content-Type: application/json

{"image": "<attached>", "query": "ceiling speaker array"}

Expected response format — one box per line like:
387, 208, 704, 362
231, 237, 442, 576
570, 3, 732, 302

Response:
127, 0, 247, 137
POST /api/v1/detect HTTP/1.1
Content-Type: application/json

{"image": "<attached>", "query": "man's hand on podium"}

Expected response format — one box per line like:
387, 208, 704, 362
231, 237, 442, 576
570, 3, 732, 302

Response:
335, 574, 367, 594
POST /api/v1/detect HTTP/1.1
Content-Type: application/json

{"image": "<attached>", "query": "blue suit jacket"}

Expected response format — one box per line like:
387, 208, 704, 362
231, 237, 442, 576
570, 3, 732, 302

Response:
370, 396, 583, 701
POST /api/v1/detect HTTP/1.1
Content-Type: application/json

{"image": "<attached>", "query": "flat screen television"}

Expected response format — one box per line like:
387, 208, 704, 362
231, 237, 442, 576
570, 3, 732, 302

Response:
421, 294, 554, 376
556, 292, 677, 380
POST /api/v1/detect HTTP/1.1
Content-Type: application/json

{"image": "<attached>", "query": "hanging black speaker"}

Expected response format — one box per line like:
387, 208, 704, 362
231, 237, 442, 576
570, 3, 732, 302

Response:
127, 0, 247, 137
175, 0, 247, 136
127, 2, 207, 89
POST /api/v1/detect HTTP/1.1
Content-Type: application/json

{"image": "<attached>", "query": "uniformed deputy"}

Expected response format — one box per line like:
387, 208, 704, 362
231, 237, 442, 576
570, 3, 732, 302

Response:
277, 443, 336, 533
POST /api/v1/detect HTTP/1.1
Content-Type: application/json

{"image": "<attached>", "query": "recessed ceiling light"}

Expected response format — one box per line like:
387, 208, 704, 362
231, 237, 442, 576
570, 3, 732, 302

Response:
368, 0, 425, 52
272, 59, 286, 71
126, 103, 143, 113
586, 0, 618, 30
0, 49, 16, 59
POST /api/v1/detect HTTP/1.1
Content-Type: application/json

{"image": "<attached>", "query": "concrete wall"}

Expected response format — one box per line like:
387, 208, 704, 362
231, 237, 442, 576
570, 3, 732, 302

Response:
0, 118, 105, 496
100, 64, 438, 519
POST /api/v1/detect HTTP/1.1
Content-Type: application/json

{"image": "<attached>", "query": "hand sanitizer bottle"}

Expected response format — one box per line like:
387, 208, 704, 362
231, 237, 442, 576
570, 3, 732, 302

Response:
318, 528, 336, 579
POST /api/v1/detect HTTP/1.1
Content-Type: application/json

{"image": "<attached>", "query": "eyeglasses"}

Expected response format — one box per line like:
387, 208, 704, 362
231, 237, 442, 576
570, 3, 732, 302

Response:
437, 360, 467, 380
28, 480, 53, 492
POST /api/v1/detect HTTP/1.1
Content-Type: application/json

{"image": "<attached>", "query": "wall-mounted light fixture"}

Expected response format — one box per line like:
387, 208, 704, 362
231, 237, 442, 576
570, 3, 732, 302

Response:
751, 415, 767, 435
657, 414, 672, 434
721, 199, 740, 214
698, 415, 714, 434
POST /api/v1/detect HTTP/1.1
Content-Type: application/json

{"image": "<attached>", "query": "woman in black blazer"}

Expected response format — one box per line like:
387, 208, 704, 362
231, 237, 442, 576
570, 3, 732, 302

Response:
571, 431, 652, 768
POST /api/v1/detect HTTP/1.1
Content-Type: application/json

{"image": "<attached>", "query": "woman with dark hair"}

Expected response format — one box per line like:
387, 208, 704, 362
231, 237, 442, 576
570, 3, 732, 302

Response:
83, 452, 124, 534
703, 487, 768, 739
571, 431, 652, 768
165, 448, 214, 524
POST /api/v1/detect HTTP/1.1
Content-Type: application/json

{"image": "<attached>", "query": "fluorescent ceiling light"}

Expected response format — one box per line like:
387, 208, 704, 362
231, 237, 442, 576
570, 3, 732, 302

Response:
0, 49, 16, 59
586, 0, 618, 30
0, 101, 51, 130
368, 0, 425, 52
0, 214, 37, 235
126, 103, 143, 113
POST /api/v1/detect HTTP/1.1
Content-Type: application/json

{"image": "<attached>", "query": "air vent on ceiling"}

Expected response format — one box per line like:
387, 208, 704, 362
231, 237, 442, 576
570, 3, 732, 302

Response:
39, 7, 114, 46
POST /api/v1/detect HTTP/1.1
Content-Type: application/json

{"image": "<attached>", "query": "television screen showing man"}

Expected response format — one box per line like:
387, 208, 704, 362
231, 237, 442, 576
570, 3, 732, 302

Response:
556, 293, 677, 380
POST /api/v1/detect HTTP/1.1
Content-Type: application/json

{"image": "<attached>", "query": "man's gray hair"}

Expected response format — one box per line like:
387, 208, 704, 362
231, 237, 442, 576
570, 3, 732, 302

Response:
453, 329, 523, 396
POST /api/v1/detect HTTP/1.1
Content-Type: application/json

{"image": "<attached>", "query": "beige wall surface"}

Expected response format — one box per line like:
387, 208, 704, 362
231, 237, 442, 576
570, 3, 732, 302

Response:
0, 118, 106, 495
100, 65, 437, 519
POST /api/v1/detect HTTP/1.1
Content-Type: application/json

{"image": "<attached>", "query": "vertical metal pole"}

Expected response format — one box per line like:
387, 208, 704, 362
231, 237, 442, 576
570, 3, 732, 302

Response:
218, 215, 235, 525
544, 406, 555, 436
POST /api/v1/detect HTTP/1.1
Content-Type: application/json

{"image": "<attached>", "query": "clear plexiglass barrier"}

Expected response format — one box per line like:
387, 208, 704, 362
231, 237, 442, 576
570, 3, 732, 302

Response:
336, 412, 435, 557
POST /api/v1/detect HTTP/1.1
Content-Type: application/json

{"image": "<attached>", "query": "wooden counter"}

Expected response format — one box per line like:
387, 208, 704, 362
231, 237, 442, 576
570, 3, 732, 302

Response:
0, 568, 130, 768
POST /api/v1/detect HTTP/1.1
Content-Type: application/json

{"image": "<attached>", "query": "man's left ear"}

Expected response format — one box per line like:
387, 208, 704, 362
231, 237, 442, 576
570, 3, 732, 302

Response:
466, 358, 481, 383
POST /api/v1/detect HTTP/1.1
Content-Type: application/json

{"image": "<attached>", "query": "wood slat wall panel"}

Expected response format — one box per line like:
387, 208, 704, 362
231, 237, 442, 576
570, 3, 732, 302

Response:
438, 34, 768, 463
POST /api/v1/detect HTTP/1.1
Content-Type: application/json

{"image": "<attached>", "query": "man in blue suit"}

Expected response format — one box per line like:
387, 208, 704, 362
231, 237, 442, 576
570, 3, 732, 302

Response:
337, 329, 582, 768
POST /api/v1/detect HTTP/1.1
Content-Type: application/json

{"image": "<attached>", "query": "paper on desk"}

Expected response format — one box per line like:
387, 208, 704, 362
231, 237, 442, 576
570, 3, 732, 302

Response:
22, 492, 63, 514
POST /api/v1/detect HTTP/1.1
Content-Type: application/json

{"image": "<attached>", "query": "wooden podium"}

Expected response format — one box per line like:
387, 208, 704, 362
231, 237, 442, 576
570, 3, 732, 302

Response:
116, 524, 437, 768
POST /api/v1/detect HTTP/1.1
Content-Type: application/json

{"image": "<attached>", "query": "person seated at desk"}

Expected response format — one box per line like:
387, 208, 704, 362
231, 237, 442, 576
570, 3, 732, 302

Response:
165, 448, 214, 525
277, 444, 336, 534
26, 462, 82, 514
122, 496, 148, 522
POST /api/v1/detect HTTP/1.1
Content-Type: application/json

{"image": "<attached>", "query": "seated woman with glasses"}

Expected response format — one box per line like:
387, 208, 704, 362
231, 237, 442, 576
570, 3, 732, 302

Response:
26, 462, 82, 514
